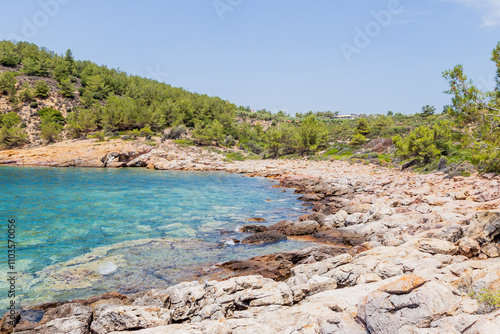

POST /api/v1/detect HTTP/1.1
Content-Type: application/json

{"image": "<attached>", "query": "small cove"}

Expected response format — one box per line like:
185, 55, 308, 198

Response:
0, 166, 315, 307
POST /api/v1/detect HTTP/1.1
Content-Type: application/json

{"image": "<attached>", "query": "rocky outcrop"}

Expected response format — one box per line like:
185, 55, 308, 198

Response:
8, 246, 499, 333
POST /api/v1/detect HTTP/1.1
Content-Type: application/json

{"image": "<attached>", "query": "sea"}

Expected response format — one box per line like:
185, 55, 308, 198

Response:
0, 166, 313, 308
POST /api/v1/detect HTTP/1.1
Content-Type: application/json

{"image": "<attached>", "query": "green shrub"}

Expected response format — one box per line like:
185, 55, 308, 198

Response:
38, 108, 64, 125
19, 82, 34, 102
167, 125, 187, 139
34, 80, 50, 99
41, 123, 62, 143
470, 289, 500, 309
0, 71, 17, 95
350, 133, 367, 146
224, 135, 236, 147
0, 126, 27, 148
127, 129, 140, 139
224, 152, 245, 161
90, 132, 106, 141
172, 139, 194, 147
139, 125, 154, 137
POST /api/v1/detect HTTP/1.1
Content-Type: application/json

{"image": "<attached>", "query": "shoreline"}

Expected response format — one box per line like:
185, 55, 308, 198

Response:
2, 140, 500, 333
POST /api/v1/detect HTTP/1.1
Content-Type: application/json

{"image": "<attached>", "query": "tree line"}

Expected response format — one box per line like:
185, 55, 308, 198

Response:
1, 40, 500, 172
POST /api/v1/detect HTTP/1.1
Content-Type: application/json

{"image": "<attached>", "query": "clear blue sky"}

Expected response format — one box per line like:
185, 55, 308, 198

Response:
1, 0, 499, 115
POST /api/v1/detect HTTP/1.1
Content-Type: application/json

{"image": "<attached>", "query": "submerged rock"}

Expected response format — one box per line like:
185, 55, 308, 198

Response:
242, 230, 287, 244
239, 225, 268, 233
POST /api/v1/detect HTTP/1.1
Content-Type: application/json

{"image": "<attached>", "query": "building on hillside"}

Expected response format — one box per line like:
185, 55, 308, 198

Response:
333, 114, 362, 120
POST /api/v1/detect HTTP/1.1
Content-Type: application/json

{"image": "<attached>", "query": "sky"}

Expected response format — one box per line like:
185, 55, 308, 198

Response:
0, 0, 499, 116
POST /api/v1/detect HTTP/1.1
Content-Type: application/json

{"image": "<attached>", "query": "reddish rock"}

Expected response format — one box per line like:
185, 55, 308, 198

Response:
242, 231, 287, 244
239, 225, 268, 233
248, 217, 266, 222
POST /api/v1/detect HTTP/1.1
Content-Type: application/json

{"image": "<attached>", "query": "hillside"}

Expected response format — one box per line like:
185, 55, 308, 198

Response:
1, 40, 500, 174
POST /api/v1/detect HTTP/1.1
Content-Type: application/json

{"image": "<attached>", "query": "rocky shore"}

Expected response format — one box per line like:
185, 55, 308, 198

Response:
1, 139, 500, 333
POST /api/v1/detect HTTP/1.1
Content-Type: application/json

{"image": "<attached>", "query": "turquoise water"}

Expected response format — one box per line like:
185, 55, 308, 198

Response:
0, 166, 311, 307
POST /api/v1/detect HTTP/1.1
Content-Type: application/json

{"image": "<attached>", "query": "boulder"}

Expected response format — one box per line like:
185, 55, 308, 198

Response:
247, 217, 266, 222
345, 213, 368, 226
126, 156, 148, 167
290, 254, 353, 279
297, 194, 322, 202
242, 230, 287, 244
239, 225, 268, 233
298, 212, 325, 223
16, 316, 92, 334
15, 304, 92, 334
323, 209, 348, 228
481, 243, 500, 258
91, 306, 171, 334
358, 275, 462, 334
268, 220, 321, 236
457, 237, 481, 257
413, 238, 459, 255
463, 210, 500, 244
0, 311, 19, 333
38, 303, 92, 325
369, 202, 395, 221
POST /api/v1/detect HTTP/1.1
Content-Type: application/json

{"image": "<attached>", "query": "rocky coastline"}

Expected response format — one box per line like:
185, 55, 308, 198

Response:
1, 139, 500, 333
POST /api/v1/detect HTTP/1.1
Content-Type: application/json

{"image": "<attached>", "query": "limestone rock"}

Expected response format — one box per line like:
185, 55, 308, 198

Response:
91, 306, 171, 334
359, 276, 461, 334
323, 209, 348, 228
464, 210, 500, 244
414, 238, 459, 255
268, 220, 321, 236
457, 237, 481, 257
481, 243, 500, 258
242, 230, 287, 244
345, 212, 368, 226
38, 303, 91, 325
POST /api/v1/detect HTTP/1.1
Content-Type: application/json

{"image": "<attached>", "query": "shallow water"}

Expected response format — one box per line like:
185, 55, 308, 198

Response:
0, 166, 312, 307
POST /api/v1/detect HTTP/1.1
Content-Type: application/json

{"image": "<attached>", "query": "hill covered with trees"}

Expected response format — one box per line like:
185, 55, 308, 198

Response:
0, 40, 499, 173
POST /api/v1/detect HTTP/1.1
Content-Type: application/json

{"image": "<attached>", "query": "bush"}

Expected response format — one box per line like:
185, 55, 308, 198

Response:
350, 133, 367, 146
0, 126, 27, 148
41, 123, 62, 143
167, 125, 187, 139
139, 125, 154, 137
172, 139, 194, 147
0, 112, 26, 148
356, 118, 370, 135
224, 152, 245, 161
127, 129, 140, 139
470, 288, 500, 310
240, 140, 263, 155
91, 132, 106, 141
34, 80, 50, 99
19, 82, 34, 102
30, 101, 38, 108
0, 71, 17, 95
38, 108, 64, 125
58, 78, 75, 98
393, 126, 441, 164
224, 135, 236, 147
